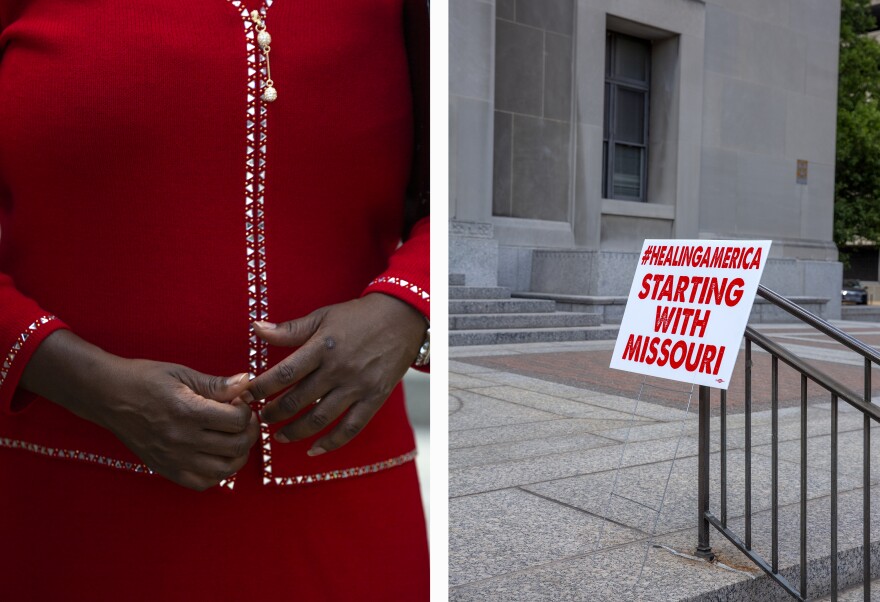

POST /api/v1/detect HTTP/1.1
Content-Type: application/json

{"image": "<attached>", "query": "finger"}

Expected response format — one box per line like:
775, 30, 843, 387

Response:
177, 369, 251, 403
198, 412, 259, 458
179, 393, 253, 434
190, 453, 250, 484
240, 343, 323, 403
259, 372, 329, 425
308, 399, 383, 456
275, 389, 354, 443
252, 307, 326, 347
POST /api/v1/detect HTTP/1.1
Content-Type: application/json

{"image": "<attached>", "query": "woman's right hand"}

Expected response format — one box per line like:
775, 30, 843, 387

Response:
20, 330, 258, 491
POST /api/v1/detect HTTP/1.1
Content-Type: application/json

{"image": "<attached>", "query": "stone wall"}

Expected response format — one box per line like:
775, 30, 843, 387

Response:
449, 0, 843, 317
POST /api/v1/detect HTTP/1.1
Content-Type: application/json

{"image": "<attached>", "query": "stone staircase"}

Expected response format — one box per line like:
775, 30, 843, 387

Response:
449, 274, 619, 346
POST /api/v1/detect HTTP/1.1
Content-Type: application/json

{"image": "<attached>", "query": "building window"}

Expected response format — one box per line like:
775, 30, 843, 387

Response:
603, 32, 651, 202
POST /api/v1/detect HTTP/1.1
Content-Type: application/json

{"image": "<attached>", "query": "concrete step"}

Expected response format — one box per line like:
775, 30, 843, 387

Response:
512, 292, 628, 325
450, 312, 601, 330
449, 325, 619, 346
449, 286, 512, 300
449, 273, 466, 286
449, 299, 557, 315
815, 577, 880, 601
750, 296, 830, 324
841, 304, 880, 322
689, 528, 880, 602
816, 579, 880, 602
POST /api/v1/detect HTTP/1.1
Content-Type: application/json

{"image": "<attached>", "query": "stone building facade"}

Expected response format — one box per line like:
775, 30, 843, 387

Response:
450, 0, 843, 319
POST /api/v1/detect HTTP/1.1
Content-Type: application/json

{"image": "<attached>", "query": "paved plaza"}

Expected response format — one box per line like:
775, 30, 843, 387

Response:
449, 322, 880, 601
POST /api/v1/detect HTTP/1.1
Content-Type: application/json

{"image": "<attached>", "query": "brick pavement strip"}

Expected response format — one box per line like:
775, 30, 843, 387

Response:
449, 323, 880, 601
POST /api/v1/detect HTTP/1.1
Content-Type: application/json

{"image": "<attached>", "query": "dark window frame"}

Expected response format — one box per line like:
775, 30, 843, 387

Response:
603, 31, 651, 202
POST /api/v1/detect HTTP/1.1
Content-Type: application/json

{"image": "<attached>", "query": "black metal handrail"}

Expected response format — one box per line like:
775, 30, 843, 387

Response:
757, 285, 880, 365
697, 285, 878, 601
745, 327, 878, 420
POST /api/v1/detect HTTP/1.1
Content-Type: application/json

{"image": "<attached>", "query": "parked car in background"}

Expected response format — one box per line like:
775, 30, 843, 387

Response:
842, 279, 869, 305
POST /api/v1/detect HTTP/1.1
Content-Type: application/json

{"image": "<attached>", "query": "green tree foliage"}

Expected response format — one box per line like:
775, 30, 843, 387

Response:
836, 0, 880, 248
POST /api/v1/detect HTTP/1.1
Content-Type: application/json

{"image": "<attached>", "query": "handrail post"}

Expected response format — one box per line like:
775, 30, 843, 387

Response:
696, 384, 715, 560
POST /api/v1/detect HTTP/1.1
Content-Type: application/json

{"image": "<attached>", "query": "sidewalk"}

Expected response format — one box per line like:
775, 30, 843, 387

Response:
449, 322, 880, 601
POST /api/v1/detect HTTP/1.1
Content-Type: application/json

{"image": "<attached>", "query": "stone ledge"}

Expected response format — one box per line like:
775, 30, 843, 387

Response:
753, 296, 829, 306
750, 297, 830, 323
511, 293, 830, 325
513, 292, 628, 306
601, 198, 676, 220
841, 305, 880, 323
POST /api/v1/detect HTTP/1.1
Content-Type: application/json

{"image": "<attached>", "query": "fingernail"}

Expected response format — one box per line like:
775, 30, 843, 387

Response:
274, 432, 289, 443
307, 446, 326, 457
225, 373, 249, 387
240, 391, 255, 403
253, 321, 277, 330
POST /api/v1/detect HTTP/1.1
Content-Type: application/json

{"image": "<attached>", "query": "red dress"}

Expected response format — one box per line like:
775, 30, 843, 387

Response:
0, 1, 429, 599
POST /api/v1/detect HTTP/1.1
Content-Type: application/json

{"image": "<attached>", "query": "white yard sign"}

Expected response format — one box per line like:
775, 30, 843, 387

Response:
609, 239, 771, 390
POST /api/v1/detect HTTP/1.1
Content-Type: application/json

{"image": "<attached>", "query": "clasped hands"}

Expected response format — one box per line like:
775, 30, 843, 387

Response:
208, 293, 425, 490
26, 294, 426, 492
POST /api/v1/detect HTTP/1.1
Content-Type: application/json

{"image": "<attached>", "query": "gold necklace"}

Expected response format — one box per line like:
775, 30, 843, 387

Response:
250, 10, 277, 102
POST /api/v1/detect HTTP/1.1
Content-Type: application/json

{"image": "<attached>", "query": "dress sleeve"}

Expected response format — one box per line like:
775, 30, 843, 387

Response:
0, 273, 69, 414
361, 215, 430, 373
361, 215, 430, 322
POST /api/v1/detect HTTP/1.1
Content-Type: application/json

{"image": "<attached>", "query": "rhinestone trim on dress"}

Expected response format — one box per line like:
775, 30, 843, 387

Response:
368, 276, 430, 303
224, 0, 273, 376
0, 315, 57, 389
0, 436, 416, 486
0, 437, 155, 474
220, 0, 276, 490
270, 449, 418, 485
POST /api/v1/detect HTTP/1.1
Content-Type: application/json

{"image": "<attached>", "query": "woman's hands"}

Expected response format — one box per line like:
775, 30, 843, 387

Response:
91, 359, 259, 491
21, 330, 259, 491
242, 293, 427, 455
18, 293, 425, 488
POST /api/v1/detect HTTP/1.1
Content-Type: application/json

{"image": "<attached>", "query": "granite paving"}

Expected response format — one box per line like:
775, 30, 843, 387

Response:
450, 321, 880, 601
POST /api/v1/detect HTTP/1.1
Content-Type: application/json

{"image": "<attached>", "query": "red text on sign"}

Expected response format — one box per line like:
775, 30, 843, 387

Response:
654, 306, 711, 337
638, 275, 745, 306
621, 334, 726, 375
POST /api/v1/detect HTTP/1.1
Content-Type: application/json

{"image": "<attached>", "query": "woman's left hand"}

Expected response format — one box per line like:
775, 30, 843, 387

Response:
240, 293, 427, 455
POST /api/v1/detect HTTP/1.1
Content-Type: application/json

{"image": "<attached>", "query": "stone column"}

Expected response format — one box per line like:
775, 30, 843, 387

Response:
449, 0, 499, 286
